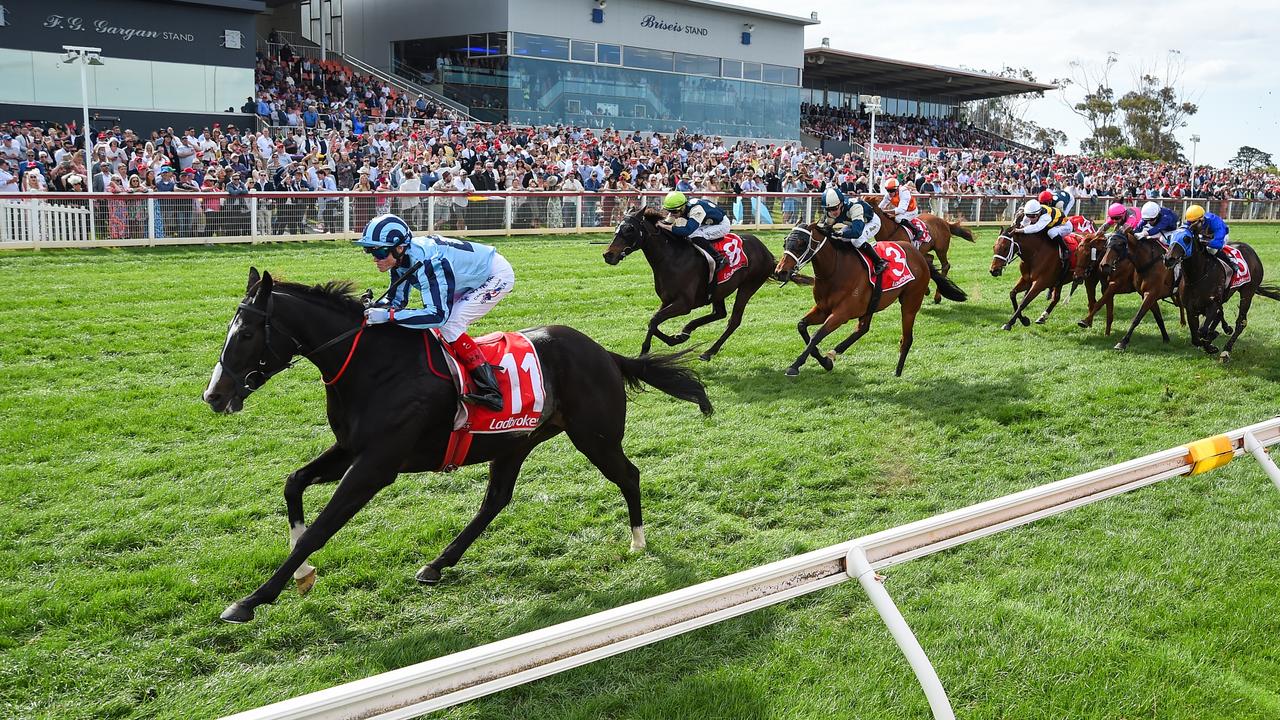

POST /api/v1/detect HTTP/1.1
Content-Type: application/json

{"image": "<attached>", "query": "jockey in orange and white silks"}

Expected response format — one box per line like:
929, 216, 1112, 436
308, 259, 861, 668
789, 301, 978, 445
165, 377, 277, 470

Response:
879, 177, 922, 244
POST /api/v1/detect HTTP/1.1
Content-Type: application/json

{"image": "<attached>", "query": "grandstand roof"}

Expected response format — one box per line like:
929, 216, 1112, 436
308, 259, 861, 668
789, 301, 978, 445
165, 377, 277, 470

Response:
664, 0, 820, 26
803, 48, 1055, 101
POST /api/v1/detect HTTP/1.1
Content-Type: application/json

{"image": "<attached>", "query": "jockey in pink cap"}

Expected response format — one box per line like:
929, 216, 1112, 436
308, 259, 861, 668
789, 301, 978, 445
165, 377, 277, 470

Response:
1100, 203, 1142, 234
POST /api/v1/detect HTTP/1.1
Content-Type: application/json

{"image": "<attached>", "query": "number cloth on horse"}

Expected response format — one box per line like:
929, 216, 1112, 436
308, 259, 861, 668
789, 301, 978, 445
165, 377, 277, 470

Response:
905, 217, 932, 249
426, 330, 547, 470
854, 242, 915, 291
712, 233, 749, 283
1221, 245, 1253, 289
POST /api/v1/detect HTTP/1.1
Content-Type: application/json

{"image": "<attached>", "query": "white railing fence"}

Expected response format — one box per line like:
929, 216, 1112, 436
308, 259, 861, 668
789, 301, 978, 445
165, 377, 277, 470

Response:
2, 192, 1279, 250
221, 417, 1280, 720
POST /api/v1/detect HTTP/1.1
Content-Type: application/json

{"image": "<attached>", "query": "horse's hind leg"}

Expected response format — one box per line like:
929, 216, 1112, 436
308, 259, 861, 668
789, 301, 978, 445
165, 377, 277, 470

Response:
1036, 284, 1063, 324
1220, 292, 1253, 361
830, 314, 873, 357
566, 426, 647, 552
283, 443, 353, 594
701, 282, 760, 361
1151, 302, 1171, 343
417, 441, 540, 585
674, 298, 727, 344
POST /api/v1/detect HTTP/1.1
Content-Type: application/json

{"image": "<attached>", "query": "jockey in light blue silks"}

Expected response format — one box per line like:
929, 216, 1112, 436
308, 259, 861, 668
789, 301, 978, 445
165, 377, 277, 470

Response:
354, 213, 515, 411
820, 186, 888, 275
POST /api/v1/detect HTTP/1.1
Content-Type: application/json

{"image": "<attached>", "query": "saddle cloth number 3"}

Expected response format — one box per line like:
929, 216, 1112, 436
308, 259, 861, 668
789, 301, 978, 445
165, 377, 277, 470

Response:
497, 351, 545, 415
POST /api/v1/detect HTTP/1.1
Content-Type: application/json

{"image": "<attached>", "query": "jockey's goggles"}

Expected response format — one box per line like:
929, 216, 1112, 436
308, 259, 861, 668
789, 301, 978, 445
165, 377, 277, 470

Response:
364, 245, 395, 260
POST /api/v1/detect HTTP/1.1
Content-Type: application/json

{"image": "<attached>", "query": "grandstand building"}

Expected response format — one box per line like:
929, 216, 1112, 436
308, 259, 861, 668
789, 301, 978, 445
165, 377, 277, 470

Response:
290, 0, 815, 140
0, 0, 261, 130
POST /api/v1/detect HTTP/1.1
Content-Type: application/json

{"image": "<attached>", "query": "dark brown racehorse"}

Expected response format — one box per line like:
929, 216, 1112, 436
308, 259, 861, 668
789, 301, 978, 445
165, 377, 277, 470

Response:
1072, 230, 1134, 334
203, 268, 713, 623
1164, 238, 1280, 362
774, 222, 967, 377
867, 203, 975, 303
1098, 228, 1176, 350
990, 222, 1071, 330
603, 207, 778, 361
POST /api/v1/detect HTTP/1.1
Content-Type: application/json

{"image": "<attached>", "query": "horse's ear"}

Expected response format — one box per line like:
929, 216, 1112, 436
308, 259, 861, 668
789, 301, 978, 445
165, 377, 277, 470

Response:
254, 271, 274, 305
247, 266, 260, 294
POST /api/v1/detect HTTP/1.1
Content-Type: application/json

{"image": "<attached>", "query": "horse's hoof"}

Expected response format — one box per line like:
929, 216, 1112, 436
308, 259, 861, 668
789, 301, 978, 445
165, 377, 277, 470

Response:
220, 602, 255, 624
1113, 343, 1127, 352
818, 356, 834, 372
824, 350, 838, 361
1019, 316, 1031, 326
1077, 320, 1091, 329
295, 569, 317, 596
1001, 323, 1012, 332
672, 333, 690, 344
416, 565, 442, 585
629, 526, 647, 553
1219, 351, 1231, 364
1035, 317, 1047, 325
784, 367, 799, 377
698, 352, 713, 362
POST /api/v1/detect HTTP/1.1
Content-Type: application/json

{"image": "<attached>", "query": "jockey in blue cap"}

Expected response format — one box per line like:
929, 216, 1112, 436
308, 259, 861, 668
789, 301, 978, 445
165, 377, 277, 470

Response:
353, 213, 515, 411
820, 187, 888, 274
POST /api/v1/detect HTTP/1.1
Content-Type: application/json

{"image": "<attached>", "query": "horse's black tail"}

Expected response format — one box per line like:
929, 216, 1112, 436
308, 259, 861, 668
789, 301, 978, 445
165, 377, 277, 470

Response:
926, 259, 968, 302
611, 351, 714, 416
948, 220, 976, 242
1257, 284, 1280, 302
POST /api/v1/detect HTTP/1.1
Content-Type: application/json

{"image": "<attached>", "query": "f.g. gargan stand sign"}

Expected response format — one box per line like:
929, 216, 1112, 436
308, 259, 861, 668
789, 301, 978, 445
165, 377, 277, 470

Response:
43, 14, 195, 42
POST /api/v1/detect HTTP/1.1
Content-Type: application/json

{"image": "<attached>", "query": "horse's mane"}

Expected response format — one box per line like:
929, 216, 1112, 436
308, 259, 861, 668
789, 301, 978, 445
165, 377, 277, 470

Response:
640, 206, 666, 224
275, 279, 366, 316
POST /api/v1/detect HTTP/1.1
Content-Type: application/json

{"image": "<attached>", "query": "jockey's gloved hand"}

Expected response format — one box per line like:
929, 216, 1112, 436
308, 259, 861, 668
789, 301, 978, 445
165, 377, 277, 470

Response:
364, 307, 393, 324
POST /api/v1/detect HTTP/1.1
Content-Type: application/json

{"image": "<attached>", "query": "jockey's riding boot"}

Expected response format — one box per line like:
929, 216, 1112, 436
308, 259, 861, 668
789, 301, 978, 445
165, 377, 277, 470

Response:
859, 243, 888, 275
450, 333, 505, 411
904, 221, 921, 245
707, 255, 725, 301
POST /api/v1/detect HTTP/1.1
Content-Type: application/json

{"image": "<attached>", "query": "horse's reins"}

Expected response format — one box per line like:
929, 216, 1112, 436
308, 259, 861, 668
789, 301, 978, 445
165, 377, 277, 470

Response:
222, 260, 424, 399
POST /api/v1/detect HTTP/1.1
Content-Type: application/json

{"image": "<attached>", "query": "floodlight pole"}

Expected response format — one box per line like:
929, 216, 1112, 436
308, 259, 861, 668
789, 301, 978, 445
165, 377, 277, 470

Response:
64, 44, 102, 241
862, 95, 882, 191
1189, 134, 1200, 196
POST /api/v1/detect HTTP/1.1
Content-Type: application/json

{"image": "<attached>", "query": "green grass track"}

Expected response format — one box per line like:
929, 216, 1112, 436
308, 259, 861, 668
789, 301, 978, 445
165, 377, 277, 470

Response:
2, 225, 1280, 719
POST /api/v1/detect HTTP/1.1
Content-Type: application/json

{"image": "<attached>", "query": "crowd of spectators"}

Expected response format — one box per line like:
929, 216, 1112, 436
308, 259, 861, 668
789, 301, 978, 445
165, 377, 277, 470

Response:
801, 102, 1015, 152
2, 49, 1278, 239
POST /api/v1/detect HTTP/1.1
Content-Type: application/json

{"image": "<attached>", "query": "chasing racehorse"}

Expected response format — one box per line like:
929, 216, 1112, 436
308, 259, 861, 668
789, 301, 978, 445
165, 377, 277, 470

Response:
203, 268, 713, 623
867, 203, 976, 303
774, 222, 967, 377
990, 222, 1071, 331
1164, 235, 1280, 362
1072, 230, 1134, 335
1098, 228, 1176, 351
603, 207, 777, 361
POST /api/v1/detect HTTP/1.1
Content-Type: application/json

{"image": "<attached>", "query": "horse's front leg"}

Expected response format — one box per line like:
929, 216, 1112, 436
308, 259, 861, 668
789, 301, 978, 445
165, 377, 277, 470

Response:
1197, 309, 1222, 354
1079, 278, 1117, 329
221, 451, 400, 623
1005, 279, 1048, 331
283, 443, 353, 595
795, 305, 828, 366
1003, 275, 1032, 330
787, 312, 843, 376
640, 301, 690, 354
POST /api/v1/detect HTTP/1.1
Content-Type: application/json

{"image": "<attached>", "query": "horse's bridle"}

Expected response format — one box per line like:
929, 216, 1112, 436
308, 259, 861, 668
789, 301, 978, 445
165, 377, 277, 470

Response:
219, 292, 362, 401
612, 216, 645, 260
993, 232, 1021, 267
782, 226, 827, 280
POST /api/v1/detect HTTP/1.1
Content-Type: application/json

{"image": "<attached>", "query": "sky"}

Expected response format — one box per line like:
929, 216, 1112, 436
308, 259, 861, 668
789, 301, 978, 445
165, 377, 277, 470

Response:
734, 0, 1280, 166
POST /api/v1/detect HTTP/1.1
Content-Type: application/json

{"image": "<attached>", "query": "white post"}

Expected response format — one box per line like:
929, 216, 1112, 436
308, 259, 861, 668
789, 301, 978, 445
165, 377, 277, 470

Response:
427, 195, 435, 233
1189, 134, 1200, 197
319, 0, 327, 62
869, 111, 876, 190
846, 546, 955, 720
575, 193, 583, 230
146, 197, 156, 245
249, 197, 258, 242
504, 195, 513, 233
77, 52, 95, 242
1244, 431, 1280, 492
342, 195, 351, 234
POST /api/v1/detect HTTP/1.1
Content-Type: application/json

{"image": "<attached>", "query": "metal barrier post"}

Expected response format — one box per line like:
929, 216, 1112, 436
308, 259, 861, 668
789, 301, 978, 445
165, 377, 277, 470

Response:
343, 196, 351, 235
427, 196, 435, 233
575, 193, 583, 230
504, 196, 513, 233
146, 198, 156, 246
804, 196, 812, 222
1244, 431, 1280, 491
250, 198, 258, 242
846, 546, 955, 720
974, 198, 982, 223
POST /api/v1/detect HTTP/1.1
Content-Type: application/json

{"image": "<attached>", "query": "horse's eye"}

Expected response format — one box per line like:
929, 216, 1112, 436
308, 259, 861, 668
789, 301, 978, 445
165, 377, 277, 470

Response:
240, 329, 255, 340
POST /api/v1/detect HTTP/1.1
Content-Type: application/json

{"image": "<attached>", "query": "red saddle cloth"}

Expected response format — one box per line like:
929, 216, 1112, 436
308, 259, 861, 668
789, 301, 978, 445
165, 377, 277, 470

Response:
1063, 233, 1084, 271
1068, 215, 1095, 235
712, 233, 749, 283
1222, 245, 1251, 289
427, 330, 547, 470
855, 242, 915, 291
906, 218, 931, 249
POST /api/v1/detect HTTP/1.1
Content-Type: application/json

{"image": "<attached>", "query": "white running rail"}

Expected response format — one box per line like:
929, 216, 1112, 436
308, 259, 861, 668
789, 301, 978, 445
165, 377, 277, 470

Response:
222, 416, 1280, 720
